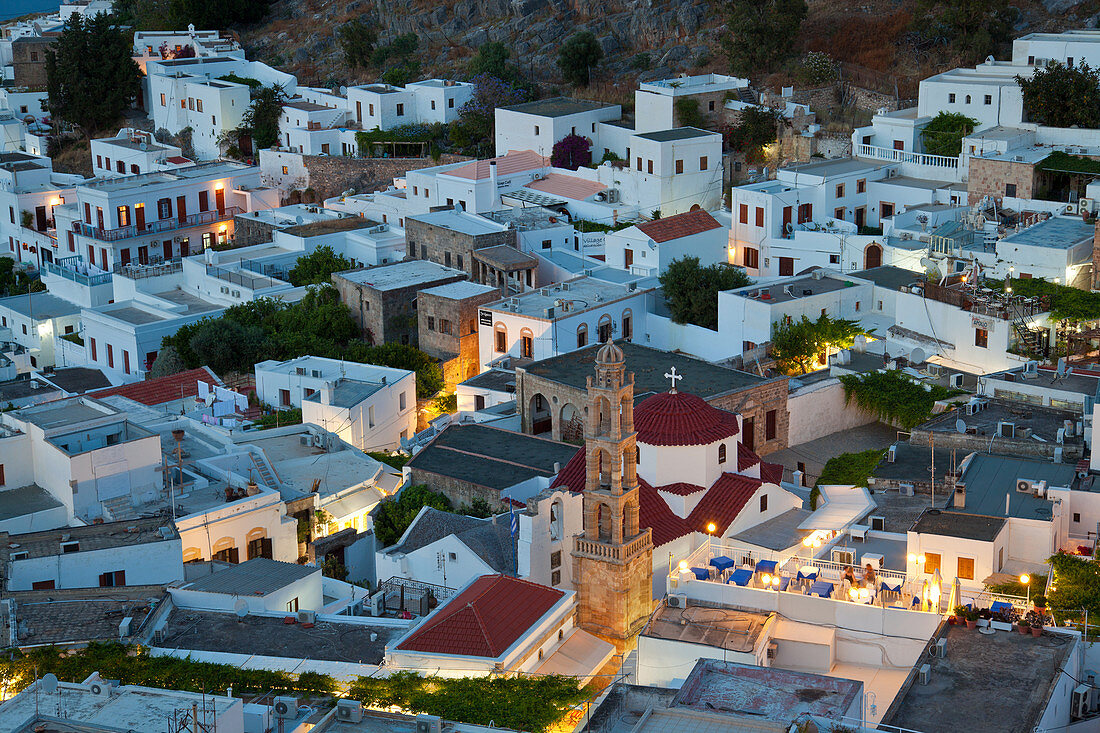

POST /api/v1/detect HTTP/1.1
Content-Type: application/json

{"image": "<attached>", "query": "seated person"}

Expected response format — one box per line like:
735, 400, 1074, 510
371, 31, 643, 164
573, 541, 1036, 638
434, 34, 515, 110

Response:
843, 567, 857, 587
864, 563, 877, 585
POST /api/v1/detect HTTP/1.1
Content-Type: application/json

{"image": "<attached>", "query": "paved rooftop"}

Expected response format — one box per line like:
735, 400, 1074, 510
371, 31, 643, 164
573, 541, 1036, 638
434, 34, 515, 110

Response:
156, 608, 397, 665
180, 557, 317, 596
854, 266, 925, 292
0, 484, 63, 523
523, 341, 771, 400
418, 280, 498, 300
910, 509, 1006, 541
335, 260, 466, 291
884, 625, 1073, 733
5, 585, 163, 647
954, 453, 1074, 520
918, 398, 1082, 444
732, 508, 812, 551
0, 516, 176, 562
734, 273, 853, 304
12, 397, 117, 430
643, 603, 769, 653
634, 127, 716, 142
460, 368, 517, 394
0, 292, 80, 320
999, 216, 1095, 249
500, 96, 618, 117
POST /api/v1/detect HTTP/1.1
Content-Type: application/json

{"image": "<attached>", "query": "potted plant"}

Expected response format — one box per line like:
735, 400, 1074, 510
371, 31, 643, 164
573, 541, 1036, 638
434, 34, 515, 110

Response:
1033, 594, 1048, 611
953, 606, 968, 627
991, 607, 1016, 632
1025, 609, 1045, 637
976, 607, 993, 628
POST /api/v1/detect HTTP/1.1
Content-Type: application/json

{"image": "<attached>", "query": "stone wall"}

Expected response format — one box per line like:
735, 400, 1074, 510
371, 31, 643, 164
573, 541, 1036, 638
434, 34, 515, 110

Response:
910, 427, 1083, 462
332, 265, 467, 347
1093, 218, 1100, 290
418, 287, 499, 387
407, 467, 511, 512
233, 214, 279, 247
293, 153, 470, 200
405, 218, 516, 280
12, 39, 51, 89
967, 157, 1038, 204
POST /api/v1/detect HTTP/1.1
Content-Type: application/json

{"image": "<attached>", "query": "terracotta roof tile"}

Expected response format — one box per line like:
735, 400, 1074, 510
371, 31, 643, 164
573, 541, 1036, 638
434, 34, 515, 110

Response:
447, 150, 548, 181
525, 173, 606, 200
634, 391, 739, 446
635, 209, 723, 243
396, 574, 564, 658
90, 367, 221, 407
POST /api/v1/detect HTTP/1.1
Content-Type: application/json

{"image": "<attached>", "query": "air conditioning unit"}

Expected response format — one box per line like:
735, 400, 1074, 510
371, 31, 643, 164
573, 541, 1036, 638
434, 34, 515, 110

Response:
887, 445, 897, 463
1080, 198, 1094, 215
900, 484, 915, 497
667, 594, 687, 609
336, 700, 363, 723
949, 373, 963, 389
272, 696, 298, 720
870, 516, 886, 531
832, 549, 855, 566
299, 435, 310, 446
297, 610, 316, 624
416, 714, 443, 733
1073, 684, 1092, 719
934, 638, 947, 658
89, 680, 113, 698
926, 364, 942, 377
918, 663, 932, 685
606, 188, 620, 204
1017, 479, 1046, 495
369, 591, 385, 616
153, 628, 167, 644
998, 421, 1015, 438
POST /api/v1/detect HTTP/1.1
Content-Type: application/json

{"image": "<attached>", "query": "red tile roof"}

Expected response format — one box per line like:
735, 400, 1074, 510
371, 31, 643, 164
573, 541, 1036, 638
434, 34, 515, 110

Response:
652, 481, 707, 497
737, 442, 783, 484
396, 574, 565, 658
636, 210, 723, 244
525, 172, 606, 201
447, 150, 548, 181
634, 391, 739, 446
90, 367, 221, 407
166, 156, 192, 165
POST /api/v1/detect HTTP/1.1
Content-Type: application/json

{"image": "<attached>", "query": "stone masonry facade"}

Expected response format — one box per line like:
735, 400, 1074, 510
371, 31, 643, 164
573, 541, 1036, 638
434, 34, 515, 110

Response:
296, 153, 470, 201
418, 287, 500, 387
967, 157, 1039, 204
404, 217, 517, 284
12, 38, 51, 89
516, 366, 791, 456
331, 264, 467, 347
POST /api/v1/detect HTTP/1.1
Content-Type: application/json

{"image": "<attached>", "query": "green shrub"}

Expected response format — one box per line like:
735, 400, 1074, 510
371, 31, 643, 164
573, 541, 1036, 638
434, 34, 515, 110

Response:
839, 369, 961, 429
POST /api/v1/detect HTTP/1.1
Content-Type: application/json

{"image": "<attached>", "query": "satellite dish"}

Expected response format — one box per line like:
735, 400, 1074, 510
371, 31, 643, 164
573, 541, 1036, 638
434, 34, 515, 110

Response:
41, 673, 58, 693
909, 347, 926, 365
956, 419, 967, 434
339, 86, 347, 95
139, 142, 148, 152
295, 215, 304, 225
234, 599, 248, 619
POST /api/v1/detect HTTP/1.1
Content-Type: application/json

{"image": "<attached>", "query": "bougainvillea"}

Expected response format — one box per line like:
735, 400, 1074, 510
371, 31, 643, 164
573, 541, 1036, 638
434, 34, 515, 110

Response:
550, 133, 592, 170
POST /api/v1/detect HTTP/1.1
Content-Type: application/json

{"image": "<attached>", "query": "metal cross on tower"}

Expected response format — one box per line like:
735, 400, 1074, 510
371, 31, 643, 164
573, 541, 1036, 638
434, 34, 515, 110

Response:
664, 366, 682, 393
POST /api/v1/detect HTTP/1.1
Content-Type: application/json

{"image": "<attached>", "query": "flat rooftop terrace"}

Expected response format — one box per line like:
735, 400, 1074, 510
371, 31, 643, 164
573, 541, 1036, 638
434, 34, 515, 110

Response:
884, 625, 1073, 733
6, 585, 163, 646
737, 274, 853, 304
156, 609, 397, 664
643, 604, 769, 653
999, 216, 1095, 249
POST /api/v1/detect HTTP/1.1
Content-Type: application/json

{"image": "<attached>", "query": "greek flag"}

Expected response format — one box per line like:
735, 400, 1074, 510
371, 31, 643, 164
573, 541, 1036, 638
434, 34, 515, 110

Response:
510, 503, 518, 537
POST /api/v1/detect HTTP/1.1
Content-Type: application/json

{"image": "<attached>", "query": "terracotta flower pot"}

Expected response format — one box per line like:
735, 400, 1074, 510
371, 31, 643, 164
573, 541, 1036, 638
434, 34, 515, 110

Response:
1030, 626, 1043, 638
1017, 623, 1030, 635
966, 620, 977, 629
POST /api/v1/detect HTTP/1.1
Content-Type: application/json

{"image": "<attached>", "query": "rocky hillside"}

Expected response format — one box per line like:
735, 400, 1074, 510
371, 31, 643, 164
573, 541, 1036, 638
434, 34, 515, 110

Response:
239, 0, 1100, 103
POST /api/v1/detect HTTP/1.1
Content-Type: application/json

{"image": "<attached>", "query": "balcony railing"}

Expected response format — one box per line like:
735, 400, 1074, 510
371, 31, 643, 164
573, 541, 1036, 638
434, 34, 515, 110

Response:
77, 207, 242, 242
115, 259, 183, 280
855, 143, 959, 170
43, 256, 113, 287
205, 264, 281, 290
574, 529, 652, 562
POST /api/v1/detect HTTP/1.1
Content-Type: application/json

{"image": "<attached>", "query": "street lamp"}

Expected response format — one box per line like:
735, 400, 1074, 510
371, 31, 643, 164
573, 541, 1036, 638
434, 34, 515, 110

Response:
1021, 574, 1031, 605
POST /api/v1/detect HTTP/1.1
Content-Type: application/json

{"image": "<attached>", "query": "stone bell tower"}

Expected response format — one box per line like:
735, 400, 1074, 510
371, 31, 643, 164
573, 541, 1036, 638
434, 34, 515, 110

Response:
572, 340, 653, 642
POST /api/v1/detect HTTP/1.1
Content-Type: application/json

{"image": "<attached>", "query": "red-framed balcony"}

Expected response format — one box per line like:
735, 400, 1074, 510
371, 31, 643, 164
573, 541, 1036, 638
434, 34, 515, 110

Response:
76, 207, 242, 242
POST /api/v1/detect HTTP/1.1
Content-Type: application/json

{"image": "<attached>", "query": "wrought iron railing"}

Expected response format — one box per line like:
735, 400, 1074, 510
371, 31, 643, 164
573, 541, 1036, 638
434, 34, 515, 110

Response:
77, 207, 242, 242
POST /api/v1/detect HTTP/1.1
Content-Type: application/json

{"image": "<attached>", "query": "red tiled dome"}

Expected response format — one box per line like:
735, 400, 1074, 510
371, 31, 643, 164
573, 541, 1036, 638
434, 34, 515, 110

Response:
634, 391, 740, 446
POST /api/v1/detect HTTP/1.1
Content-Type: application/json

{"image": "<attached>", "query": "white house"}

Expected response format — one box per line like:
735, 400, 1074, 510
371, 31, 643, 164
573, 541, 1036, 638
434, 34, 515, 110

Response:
634, 74, 750, 133
495, 97, 623, 158
168, 557, 323, 614
3, 516, 183, 591
477, 274, 652, 370
604, 209, 728, 275
347, 79, 474, 131
254, 355, 417, 452
89, 128, 191, 179
0, 151, 88, 271
0, 291, 81, 370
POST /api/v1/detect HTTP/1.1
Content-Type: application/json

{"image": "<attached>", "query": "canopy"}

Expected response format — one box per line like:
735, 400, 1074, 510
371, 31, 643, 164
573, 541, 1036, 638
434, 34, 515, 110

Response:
798, 485, 876, 531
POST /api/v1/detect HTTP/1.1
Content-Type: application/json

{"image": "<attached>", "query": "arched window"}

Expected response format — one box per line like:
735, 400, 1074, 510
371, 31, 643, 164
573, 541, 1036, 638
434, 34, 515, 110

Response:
576, 323, 588, 348
622, 309, 633, 340
965, 94, 971, 104
598, 314, 613, 343
718, 443, 727, 464
558, 629, 564, 641
494, 323, 507, 353
520, 327, 534, 358
549, 499, 563, 540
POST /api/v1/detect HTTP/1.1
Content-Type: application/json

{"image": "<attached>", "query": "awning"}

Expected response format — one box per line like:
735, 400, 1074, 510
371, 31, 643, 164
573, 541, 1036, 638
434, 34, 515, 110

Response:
798, 485, 875, 531
533, 628, 614, 684
321, 486, 385, 520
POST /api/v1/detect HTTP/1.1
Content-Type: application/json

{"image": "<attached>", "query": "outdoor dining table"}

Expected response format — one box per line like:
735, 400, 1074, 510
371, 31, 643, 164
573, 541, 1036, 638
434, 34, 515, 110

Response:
709, 555, 735, 573
755, 559, 778, 576
797, 566, 819, 582
728, 568, 753, 587
809, 580, 834, 598
690, 566, 710, 581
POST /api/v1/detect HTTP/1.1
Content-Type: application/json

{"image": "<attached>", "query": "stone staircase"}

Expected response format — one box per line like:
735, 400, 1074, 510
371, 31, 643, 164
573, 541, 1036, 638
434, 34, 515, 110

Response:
248, 449, 280, 489
101, 494, 133, 521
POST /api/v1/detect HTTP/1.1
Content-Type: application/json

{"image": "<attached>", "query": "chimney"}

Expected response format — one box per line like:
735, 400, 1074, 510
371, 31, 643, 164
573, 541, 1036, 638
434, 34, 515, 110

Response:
320, 380, 334, 405
951, 476, 964, 509
553, 461, 561, 473
489, 159, 498, 194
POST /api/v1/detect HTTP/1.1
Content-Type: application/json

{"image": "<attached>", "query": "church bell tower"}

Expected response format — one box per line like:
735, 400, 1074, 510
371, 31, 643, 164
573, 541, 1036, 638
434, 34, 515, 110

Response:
572, 340, 653, 642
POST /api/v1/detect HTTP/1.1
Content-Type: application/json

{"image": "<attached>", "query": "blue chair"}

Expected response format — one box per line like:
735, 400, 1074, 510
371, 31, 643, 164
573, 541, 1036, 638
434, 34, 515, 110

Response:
690, 567, 710, 581
779, 576, 791, 592
729, 568, 753, 587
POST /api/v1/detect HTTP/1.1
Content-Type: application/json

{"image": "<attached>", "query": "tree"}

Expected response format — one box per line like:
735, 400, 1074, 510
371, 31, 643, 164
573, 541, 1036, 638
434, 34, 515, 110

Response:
149, 345, 185, 379
346, 342, 444, 398
240, 85, 287, 152
45, 14, 141, 132
911, 0, 1017, 61
287, 245, 355, 287
372, 32, 419, 68
450, 74, 529, 157
771, 314, 867, 375
722, 0, 807, 77
337, 18, 377, 69
659, 257, 751, 330
557, 32, 603, 87
1017, 62, 1100, 129
467, 41, 512, 80
550, 133, 592, 170
189, 320, 266, 375
112, 0, 272, 31
919, 112, 977, 157
725, 107, 783, 162
372, 485, 454, 547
